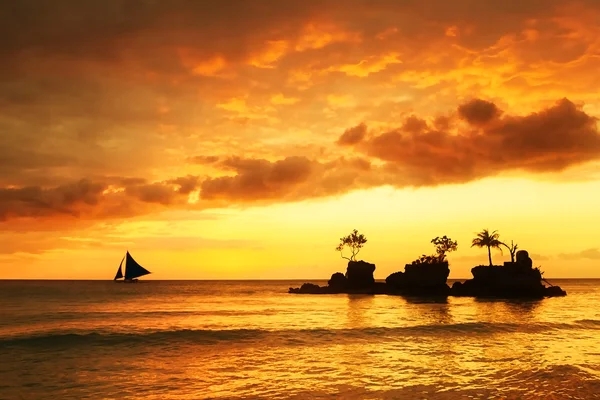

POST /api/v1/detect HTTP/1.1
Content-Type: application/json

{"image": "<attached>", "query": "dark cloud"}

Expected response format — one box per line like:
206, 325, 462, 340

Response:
167, 175, 200, 195
2, 0, 586, 80
201, 156, 314, 201
0, 175, 202, 221
0, 179, 106, 220
337, 123, 367, 146
458, 99, 501, 126
188, 155, 220, 165
199, 154, 380, 203
121, 175, 202, 204
125, 182, 178, 205
0, 0, 328, 68
403, 116, 428, 133
339, 98, 600, 186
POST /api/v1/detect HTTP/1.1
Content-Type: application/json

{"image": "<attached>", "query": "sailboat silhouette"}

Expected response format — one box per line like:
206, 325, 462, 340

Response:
114, 251, 151, 283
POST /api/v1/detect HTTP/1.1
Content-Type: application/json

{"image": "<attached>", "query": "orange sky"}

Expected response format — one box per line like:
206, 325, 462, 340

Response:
1, 0, 600, 279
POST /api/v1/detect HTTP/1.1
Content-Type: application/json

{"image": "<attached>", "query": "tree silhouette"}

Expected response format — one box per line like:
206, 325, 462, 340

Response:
471, 229, 503, 266
411, 235, 458, 265
501, 240, 519, 263
431, 235, 458, 262
335, 229, 367, 261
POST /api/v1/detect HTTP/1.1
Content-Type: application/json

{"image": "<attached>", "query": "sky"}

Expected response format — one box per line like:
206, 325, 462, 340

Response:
1, 0, 600, 279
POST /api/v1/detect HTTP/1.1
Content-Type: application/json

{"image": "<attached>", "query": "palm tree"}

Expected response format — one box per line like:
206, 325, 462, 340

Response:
471, 229, 503, 266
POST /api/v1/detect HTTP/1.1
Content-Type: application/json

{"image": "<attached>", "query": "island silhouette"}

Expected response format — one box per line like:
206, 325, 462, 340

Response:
289, 229, 567, 298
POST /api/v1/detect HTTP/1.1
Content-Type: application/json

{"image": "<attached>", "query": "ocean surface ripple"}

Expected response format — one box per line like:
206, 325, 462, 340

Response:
1, 279, 599, 399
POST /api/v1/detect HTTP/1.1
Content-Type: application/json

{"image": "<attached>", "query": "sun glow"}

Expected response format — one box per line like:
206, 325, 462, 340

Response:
1, 1, 600, 279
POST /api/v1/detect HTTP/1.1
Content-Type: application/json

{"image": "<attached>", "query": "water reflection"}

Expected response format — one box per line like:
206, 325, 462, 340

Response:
402, 296, 453, 326
345, 294, 374, 328
473, 297, 542, 324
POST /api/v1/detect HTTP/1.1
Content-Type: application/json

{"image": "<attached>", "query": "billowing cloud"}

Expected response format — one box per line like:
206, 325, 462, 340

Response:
194, 154, 380, 203
0, 179, 106, 220
341, 98, 600, 186
0, 176, 202, 221
337, 123, 367, 146
458, 99, 502, 126
200, 156, 314, 201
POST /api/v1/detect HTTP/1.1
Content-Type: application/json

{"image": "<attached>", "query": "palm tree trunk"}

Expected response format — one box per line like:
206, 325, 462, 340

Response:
487, 246, 493, 266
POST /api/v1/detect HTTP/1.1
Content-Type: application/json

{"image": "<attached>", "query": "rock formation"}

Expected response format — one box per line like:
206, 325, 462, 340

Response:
289, 260, 380, 294
328, 272, 347, 291
386, 261, 451, 296
451, 250, 566, 298
345, 260, 375, 289
290, 250, 566, 298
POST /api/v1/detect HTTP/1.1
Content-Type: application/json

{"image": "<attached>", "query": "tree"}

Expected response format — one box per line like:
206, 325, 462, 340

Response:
335, 229, 367, 261
471, 229, 503, 266
501, 240, 518, 263
431, 235, 458, 262
411, 235, 458, 265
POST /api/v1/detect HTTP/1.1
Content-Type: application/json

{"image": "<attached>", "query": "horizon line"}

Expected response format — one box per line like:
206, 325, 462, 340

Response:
0, 277, 597, 281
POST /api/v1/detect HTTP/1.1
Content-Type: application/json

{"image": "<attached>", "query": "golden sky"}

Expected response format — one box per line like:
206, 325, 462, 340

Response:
1, 0, 600, 279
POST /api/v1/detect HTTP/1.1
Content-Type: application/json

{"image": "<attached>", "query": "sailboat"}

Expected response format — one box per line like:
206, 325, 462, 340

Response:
114, 251, 151, 283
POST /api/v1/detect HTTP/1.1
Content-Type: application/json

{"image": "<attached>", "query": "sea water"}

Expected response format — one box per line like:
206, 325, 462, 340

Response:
1, 280, 599, 399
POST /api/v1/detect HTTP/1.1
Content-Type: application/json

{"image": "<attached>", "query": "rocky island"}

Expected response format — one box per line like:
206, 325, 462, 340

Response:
452, 250, 567, 298
289, 229, 566, 299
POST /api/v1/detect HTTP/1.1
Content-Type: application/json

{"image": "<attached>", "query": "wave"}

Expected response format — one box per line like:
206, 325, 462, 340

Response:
575, 319, 600, 328
2, 319, 599, 348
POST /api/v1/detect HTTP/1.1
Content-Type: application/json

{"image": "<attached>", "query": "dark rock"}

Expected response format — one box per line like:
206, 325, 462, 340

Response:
404, 262, 450, 287
372, 281, 388, 294
328, 272, 347, 290
385, 271, 405, 288
289, 283, 328, 294
385, 262, 450, 296
453, 265, 545, 298
289, 260, 377, 294
516, 250, 533, 268
451, 250, 566, 298
545, 285, 567, 297
289, 250, 566, 299
345, 260, 375, 289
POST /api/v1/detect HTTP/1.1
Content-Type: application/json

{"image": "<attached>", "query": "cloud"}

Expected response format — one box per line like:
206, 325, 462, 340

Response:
0, 179, 106, 220
458, 99, 502, 126
200, 156, 314, 201
167, 175, 200, 195
1, 0, 600, 225
529, 253, 551, 261
0, 176, 201, 221
198, 154, 379, 203
337, 123, 367, 146
188, 156, 220, 165
558, 248, 600, 260
340, 98, 600, 186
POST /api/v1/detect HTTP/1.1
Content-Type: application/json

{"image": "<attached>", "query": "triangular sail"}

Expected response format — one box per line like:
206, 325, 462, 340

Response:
124, 252, 151, 280
114, 256, 125, 280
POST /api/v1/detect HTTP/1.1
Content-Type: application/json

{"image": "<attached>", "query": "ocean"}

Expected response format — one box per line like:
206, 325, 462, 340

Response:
1, 280, 599, 399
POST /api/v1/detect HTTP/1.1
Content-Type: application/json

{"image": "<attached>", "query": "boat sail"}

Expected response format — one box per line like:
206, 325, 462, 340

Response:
114, 251, 151, 282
